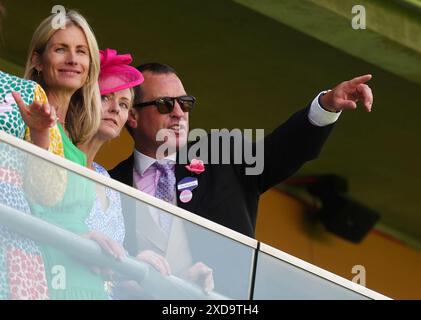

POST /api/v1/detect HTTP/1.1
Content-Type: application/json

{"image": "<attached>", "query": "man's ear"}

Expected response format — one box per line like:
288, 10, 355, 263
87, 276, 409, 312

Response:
127, 108, 138, 129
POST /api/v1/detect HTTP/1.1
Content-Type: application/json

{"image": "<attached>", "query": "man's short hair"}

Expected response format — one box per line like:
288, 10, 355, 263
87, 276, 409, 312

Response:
134, 63, 177, 103
136, 62, 177, 76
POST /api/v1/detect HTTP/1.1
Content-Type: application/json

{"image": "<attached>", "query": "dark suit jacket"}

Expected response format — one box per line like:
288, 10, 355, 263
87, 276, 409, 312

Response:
110, 106, 334, 239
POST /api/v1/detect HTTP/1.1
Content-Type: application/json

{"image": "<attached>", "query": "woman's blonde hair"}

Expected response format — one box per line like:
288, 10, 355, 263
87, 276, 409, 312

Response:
24, 9, 101, 145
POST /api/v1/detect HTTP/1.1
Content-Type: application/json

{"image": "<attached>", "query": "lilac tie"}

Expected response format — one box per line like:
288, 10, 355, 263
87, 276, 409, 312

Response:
153, 161, 176, 234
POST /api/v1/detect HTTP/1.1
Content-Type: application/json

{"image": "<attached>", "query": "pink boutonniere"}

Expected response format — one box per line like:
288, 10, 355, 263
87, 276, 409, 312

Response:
185, 159, 205, 174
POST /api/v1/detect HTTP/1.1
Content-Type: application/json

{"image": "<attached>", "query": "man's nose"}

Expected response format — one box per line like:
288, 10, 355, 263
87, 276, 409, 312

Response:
171, 100, 185, 117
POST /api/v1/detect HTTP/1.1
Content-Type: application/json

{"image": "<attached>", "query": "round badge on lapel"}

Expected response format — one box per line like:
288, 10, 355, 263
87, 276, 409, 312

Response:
179, 190, 193, 203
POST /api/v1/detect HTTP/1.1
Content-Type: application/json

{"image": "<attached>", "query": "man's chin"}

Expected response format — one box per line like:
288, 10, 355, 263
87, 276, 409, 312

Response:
173, 137, 188, 151
155, 138, 188, 158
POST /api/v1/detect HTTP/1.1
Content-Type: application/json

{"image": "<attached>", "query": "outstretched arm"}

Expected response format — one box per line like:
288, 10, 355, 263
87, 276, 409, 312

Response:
252, 74, 374, 193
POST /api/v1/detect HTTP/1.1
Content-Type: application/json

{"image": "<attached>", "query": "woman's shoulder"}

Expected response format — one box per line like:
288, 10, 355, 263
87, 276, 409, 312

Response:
0, 70, 40, 103
92, 162, 110, 177
0, 70, 38, 92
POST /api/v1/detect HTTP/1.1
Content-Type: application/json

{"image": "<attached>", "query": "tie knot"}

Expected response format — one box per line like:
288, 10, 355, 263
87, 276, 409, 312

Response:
153, 161, 174, 174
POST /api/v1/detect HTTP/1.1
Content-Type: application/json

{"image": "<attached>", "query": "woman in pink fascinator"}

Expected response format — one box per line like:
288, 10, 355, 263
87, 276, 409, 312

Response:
79, 48, 143, 171
78, 48, 144, 298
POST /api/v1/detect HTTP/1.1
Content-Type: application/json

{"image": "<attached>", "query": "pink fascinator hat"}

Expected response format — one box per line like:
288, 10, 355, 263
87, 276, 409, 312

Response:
99, 48, 144, 95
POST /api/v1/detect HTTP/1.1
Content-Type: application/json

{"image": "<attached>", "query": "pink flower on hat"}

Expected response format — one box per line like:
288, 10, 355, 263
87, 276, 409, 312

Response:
185, 159, 205, 174
100, 48, 132, 67
99, 48, 144, 95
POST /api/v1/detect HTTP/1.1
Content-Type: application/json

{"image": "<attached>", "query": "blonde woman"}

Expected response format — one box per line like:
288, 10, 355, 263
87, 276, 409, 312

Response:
23, 9, 101, 156
0, 3, 63, 300
18, 10, 107, 299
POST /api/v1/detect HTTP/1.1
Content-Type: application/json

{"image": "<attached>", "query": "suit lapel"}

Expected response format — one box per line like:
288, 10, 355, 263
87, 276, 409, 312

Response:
135, 202, 169, 254
175, 158, 207, 214
124, 154, 134, 187
110, 153, 134, 187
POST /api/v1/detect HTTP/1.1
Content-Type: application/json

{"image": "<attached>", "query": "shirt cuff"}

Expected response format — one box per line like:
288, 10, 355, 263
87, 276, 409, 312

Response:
308, 91, 342, 127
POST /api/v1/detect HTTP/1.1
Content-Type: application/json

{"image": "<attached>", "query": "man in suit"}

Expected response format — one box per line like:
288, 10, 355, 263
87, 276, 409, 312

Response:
110, 63, 373, 295
111, 63, 373, 236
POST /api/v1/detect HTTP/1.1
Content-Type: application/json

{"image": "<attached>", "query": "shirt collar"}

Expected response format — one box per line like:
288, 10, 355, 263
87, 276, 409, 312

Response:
134, 149, 177, 176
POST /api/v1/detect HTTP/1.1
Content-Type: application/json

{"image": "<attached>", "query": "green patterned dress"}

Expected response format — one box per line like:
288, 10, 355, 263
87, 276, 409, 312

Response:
0, 70, 107, 299
28, 120, 108, 300
0, 70, 52, 299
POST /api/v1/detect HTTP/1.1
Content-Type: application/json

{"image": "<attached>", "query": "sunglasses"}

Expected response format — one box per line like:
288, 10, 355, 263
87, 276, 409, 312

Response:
134, 95, 196, 114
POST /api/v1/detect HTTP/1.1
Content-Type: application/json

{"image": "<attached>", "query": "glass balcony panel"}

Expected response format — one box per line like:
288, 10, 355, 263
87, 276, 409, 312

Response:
0, 137, 255, 300
253, 245, 371, 300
